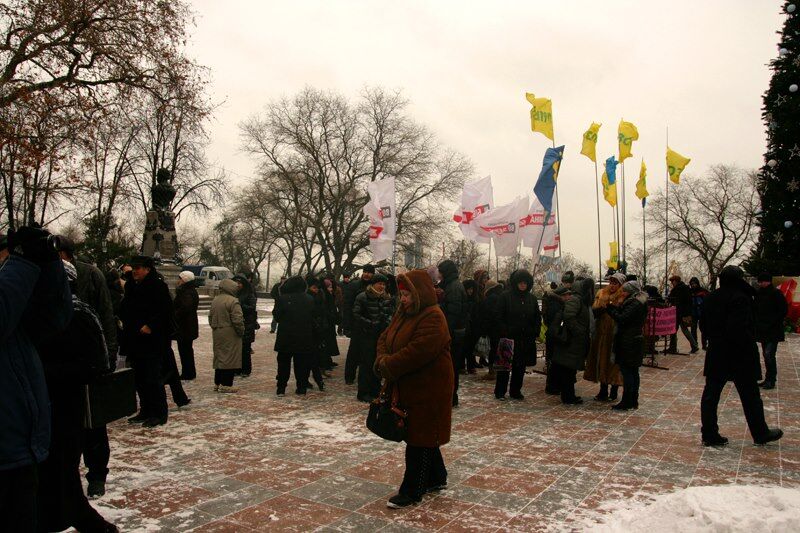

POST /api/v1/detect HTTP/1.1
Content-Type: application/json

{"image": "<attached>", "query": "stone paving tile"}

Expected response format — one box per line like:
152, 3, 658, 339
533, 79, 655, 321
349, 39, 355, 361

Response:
87, 323, 800, 531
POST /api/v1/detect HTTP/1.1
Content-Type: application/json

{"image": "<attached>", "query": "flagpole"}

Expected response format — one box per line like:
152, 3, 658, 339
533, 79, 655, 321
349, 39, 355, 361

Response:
642, 201, 647, 285
621, 162, 626, 268
594, 160, 602, 281
664, 126, 669, 296
487, 240, 492, 277
551, 138, 563, 259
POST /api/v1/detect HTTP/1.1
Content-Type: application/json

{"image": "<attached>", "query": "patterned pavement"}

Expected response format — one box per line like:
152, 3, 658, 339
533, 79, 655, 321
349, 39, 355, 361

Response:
91, 323, 800, 532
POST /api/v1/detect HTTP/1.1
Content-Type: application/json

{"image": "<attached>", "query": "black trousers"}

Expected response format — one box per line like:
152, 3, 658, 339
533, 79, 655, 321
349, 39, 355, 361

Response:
0, 463, 38, 532
618, 364, 640, 407
177, 338, 196, 379
302, 353, 325, 389
461, 329, 481, 370
495, 352, 527, 398
240, 339, 253, 375
131, 354, 167, 420
276, 352, 311, 391
344, 335, 360, 383
399, 445, 447, 501
164, 347, 189, 405
544, 337, 559, 393
357, 338, 381, 400
214, 369, 235, 387
701, 375, 769, 440
82, 426, 110, 484
451, 336, 464, 403
551, 362, 578, 403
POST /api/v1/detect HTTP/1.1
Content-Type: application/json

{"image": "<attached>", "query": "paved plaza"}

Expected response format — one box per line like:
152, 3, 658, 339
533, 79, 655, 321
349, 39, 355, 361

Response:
91, 317, 800, 532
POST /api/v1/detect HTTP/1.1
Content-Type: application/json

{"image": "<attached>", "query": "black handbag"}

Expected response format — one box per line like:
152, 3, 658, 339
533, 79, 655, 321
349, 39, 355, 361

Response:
84, 368, 138, 429
366, 383, 408, 442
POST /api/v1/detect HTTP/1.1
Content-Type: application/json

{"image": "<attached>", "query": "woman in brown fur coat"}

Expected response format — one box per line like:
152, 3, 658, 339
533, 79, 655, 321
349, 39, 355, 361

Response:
584, 273, 626, 400
375, 269, 454, 509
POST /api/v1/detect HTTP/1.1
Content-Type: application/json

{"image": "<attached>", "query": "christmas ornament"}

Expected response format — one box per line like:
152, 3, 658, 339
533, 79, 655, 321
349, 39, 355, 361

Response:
790, 84, 799, 92
768, 159, 778, 167
789, 4, 797, 13
776, 94, 789, 105
786, 221, 795, 229
780, 48, 789, 57
791, 145, 800, 158
774, 232, 784, 244
795, 56, 800, 67
788, 178, 799, 192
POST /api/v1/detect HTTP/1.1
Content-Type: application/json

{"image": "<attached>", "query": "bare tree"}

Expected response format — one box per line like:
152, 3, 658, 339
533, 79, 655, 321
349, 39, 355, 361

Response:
646, 165, 758, 287
240, 86, 471, 277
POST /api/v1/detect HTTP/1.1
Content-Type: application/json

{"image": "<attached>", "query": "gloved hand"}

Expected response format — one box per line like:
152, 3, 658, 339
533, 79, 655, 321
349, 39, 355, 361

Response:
7, 226, 59, 264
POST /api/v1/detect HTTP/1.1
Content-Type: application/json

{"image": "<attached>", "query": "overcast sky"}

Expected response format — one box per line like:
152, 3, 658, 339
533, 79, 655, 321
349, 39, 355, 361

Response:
186, 0, 782, 271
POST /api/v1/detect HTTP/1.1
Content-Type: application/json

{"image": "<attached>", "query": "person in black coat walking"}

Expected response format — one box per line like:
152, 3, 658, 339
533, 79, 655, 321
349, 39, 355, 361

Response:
479, 280, 504, 381
352, 273, 394, 402
233, 274, 259, 377
607, 281, 648, 411
494, 269, 541, 400
36, 261, 117, 532
270, 276, 286, 333
438, 259, 468, 406
174, 271, 200, 380
120, 256, 173, 427
699, 265, 783, 447
754, 272, 789, 390
667, 275, 699, 353
549, 278, 592, 405
273, 276, 317, 395
460, 278, 480, 373
342, 266, 375, 384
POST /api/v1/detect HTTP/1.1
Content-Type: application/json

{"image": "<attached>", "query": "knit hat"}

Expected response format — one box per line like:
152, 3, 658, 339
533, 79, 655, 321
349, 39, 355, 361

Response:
561, 271, 575, 284
609, 272, 626, 286
362, 264, 376, 274
62, 259, 78, 282
179, 271, 195, 283
757, 272, 772, 283
621, 280, 641, 294
371, 273, 388, 284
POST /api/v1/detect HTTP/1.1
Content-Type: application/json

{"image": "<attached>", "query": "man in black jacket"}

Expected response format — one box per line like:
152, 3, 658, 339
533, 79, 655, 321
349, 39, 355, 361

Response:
667, 275, 699, 354
120, 256, 172, 428
174, 271, 200, 380
438, 260, 468, 406
233, 274, 259, 377
56, 236, 119, 497
352, 273, 394, 402
269, 276, 286, 333
699, 265, 782, 447
342, 265, 374, 384
754, 272, 789, 390
273, 276, 316, 395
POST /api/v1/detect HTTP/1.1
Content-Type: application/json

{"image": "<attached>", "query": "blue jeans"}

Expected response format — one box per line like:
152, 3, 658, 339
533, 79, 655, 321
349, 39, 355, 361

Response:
761, 342, 778, 383
619, 364, 640, 407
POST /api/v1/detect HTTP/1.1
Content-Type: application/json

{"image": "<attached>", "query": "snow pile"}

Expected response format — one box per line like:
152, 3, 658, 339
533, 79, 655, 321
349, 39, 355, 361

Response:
586, 485, 800, 533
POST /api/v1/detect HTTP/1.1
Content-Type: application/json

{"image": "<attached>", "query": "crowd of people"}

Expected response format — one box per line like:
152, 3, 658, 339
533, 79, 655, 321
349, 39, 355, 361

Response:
0, 223, 792, 526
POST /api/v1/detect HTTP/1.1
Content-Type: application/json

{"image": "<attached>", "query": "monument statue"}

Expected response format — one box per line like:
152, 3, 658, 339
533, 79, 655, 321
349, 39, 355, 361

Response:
141, 167, 180, 264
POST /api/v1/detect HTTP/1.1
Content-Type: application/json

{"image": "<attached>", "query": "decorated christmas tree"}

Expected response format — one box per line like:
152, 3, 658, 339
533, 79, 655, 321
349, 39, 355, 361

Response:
749, 2, 800, 276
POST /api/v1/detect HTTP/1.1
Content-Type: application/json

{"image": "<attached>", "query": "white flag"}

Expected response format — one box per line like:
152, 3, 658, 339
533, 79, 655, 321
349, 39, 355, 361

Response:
520, 197, 559, 255
453, 176, 494, 244
363, 177, 396, 261
474, 196, 529, 257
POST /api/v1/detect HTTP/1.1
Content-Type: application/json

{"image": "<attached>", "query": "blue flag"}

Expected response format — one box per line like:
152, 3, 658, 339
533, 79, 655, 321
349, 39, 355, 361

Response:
533, 145, 565, 213
605, 155, 617, 185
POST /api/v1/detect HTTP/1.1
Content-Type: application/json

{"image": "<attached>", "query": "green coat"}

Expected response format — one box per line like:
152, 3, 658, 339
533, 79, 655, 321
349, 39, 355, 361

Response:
209, 279, 244, 370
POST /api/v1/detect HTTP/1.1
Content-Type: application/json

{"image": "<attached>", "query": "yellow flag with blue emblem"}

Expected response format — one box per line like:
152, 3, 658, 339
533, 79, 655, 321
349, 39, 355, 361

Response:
635, 159, 649, 207
580, 122, 601, 162
601, 156, 618, 207
618, 120, 639, 162
525, 93, 554, 141
666, 147, 691, 184
606, 241, 619, 269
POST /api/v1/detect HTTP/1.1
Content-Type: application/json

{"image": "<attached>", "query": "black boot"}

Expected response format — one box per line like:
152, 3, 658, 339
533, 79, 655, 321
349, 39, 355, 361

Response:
594, 384, 609, 401
609, 385, 619, 401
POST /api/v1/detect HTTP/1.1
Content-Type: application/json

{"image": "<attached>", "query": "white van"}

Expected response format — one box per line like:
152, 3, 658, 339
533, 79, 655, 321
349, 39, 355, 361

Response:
199, 266, 233, 290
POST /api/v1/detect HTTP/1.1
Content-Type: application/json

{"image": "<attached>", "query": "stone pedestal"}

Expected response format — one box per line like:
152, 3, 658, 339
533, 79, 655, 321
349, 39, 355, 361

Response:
141, 210, 179, 263
157, 263, 183, 293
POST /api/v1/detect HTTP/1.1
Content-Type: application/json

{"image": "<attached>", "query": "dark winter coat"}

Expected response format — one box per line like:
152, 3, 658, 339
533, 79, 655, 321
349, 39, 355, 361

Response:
669, 281, 692, 319
353, 286, 394, 338
74, 260, 118, 368
690, 282, 709, 320
119, 268, 173, 359
342, 278, 368, 336
496, 270, 541, 367
376, 270, 453, 447
550, 279, 592, 370
233, 275, 259, 343
754, 285, 788, 343
0, 257, 72, 471
701, 277, 761, 381
438, 260, 468, 337
463, 279, 479, 334
173, 280, 200, 341
479, 282, 504, 339
608, 292, 648, 367
273, 276, 317, 354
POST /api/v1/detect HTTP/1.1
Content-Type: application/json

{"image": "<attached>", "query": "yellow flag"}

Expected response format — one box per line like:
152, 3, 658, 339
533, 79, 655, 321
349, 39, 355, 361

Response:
525, 92, 554, 141
602, 170, 617, 207
666, 147, 691, 184
606, 241, 619, 269
618, 120, 639, 162
635, 159, 649, 203
580, 122, 601, 162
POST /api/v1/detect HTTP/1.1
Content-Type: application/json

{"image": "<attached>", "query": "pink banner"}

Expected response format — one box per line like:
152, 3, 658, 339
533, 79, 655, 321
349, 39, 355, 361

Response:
649, 306, 677, 336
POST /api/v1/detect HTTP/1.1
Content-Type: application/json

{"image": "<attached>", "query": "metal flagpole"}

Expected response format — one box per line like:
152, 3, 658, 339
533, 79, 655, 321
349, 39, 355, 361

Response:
594, 160, 602, 280
552, 139, 563, 258
621, 162, 626, 266
665, 126, 669, 295
642, 202, 647, 285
